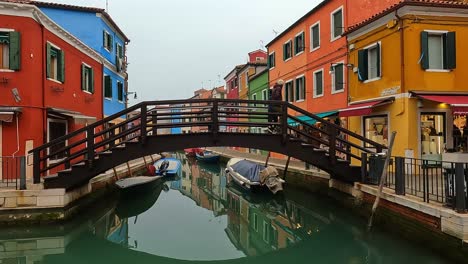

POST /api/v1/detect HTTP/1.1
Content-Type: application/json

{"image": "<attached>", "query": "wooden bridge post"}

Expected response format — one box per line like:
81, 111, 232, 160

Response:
212, 100, 219, 138
86, 126, 95, 168
455, 163, 467, 213
109, 128, 115, 148
361, 152, 368, 183
33, 151, 41, 184
152, 109, 158, 136
329, 127, 337, 165
140, 104, 147, 144
395, 156, 406, 195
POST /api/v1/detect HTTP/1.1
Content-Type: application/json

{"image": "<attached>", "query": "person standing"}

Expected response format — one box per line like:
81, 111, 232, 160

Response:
267, 79, 284, 133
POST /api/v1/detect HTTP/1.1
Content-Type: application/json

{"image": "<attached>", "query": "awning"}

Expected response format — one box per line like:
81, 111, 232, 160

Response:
416, 94, 468, 114
339, 98, 394, 117
288, 111, 337, 126
48, 108, 97, 125
0, 107, 22, 122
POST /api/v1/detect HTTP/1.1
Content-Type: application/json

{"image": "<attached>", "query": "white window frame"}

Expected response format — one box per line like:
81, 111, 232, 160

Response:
103, 30, 112, 52
424, 30, 450, 72
47, 118, 68, 163
262, 89, 268, 100
285, 79, 294, 103
268, 51, 275, 70
263, 221, 270, 243
313, 69, 324, 98
295, 74, 305, 102
117, 81, 124, 102
310, 21, 320, 52
82, 63, 93, 94
330, 6, 344, 42
284, 39, 292, 62
331, 60, 345, 94
363, 42, 382, 83
47, 42, 62, 83
0, 29, 13, 71
294, 31, 305, 56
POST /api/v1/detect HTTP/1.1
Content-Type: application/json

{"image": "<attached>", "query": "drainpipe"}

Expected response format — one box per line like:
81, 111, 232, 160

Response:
395, 10, 405, 117
33, 11, 47, 150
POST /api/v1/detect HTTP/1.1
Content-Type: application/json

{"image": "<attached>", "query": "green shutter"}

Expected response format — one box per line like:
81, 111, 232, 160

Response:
420, 31, 429, 70
81, 64, 86, 90
115, 55, 121, 72
8, 32, 20, 70
283, 44, 286, 60
103, 31, 106, 48
302, 76, 306, 99
267, 55, 270, 68
445, 32, 456, 70
46, 43, 51, 78
90, 68, 94, 93
358, 49, 368, 81
109, 35, 113, 51
376, 43, 381, 78
104, 76, 112, 98
57, 50, 65, 82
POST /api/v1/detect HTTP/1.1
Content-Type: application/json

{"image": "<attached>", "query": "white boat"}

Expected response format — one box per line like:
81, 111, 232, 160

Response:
115, 176, 163, 195
225, 158, 285, 194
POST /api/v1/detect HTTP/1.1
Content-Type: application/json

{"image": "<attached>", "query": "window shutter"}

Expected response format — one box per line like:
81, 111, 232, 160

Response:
8, 31, 20, 70
105, 75, 112, 97
90, 68, 94, 93
420, 31, 429, 70
358, 49, 368, 81
376, 43, 381, 78
115, 55, 121, 72
81, 64, 86, 90
109, 35, 113, 51
103, 31, 106, 47
46, 43, 51, 78
445, 32, 456, 70
267, 55, 270, 68
294, 38, 298, 54
283, 44, 286, 60
57, 50, 65, 82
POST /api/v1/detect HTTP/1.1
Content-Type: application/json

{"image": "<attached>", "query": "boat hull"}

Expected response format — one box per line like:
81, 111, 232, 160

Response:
115, 176, 162, 196
195, 151, 220, 163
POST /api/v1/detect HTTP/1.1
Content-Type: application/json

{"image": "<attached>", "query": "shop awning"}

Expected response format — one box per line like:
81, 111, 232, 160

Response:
339, 98, 394, 117
48, 108, 97, 125
416, 94, 468, 114
0, 107, 22, 122
288, 111, 337, 126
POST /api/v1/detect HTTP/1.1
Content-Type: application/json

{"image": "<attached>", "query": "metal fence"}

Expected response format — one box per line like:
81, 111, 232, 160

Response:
0, 156, 26, 190
363, 155, 468, 212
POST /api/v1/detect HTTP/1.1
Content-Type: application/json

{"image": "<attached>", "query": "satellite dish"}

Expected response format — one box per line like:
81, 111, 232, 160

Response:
11, 88, 21, 103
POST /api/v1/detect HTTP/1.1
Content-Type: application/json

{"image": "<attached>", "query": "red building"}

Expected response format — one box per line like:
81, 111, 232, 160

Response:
0, 2, 103, 179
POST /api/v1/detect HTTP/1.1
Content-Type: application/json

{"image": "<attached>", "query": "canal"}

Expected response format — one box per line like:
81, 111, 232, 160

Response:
0, 153, 451, 263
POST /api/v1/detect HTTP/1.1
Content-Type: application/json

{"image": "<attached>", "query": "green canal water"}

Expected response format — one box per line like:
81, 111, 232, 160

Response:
0, 153, 452, 263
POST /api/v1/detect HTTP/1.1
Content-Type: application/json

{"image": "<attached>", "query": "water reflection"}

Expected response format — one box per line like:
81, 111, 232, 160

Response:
0, 153, 450, 264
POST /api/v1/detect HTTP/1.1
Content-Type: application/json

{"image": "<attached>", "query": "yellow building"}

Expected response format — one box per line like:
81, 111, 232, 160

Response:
344, 0, 468, 161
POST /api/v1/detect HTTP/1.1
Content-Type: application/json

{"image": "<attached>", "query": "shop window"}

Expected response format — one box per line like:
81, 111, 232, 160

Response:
285, 81, 294, 102
453, 114, 467, 151
0, 31, 20, 70
364, 115, 388, 147
81, 64, 94, 93
421, 113, 446, 157
420, 31, 456, 70
47, 118, 67, 161
46, 43, 65, 82
283, 40, 292, 61
358, 43, 381, 82
295, 76, 305, 101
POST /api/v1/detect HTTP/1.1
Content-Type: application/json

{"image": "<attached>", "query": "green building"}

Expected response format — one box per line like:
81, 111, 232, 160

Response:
248, 69, 269, 132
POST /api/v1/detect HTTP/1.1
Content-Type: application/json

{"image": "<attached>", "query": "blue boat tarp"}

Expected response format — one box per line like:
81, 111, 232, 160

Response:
231, 160, 265, 183
287, 111, 337, 126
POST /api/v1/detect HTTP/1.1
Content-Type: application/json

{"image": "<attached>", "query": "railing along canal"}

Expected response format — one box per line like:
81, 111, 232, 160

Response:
0, 156, 26, 190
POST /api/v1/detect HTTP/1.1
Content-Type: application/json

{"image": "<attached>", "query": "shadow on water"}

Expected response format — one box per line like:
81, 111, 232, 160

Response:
0, 153, 452, 264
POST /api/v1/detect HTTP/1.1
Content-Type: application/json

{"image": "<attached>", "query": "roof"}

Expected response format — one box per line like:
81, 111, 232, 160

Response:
266, 0, 331, 47
1, 0, 130, 42
238, 61, 267, 73
248, 49, 267, 55
224, 64, 246, 80
346, 0, 468, 35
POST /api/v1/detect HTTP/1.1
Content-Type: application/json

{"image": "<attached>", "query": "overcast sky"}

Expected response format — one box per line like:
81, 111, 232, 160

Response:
42, 0, 321, 104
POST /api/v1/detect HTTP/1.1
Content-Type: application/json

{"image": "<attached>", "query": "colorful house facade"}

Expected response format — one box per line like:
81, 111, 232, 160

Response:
36, 1, 130, 123
0, 2, 104, 179
344, 0, 468, 160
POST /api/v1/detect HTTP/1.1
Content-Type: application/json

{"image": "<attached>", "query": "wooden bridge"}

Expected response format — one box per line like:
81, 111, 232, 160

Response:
30, 99, 386, 190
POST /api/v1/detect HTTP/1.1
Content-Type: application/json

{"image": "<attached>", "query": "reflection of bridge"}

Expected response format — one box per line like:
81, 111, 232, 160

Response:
30, 99, 386, 190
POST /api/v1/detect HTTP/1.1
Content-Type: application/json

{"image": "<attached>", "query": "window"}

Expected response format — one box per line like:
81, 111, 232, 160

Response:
310, 22, 320, 51
331, 7, 343, 40
116, 43, 124, 71
48, 118, 67, 161
104, 75, 112, 99
421, 31, 456, 70
268, 52, 275, 69
117, 81, 124, 101
81, 64, 94, 93
116, 43, 124, 58
294, 32, 305, 55
295, 76, 305, 101
252, 93, 257, 106
420, 113, 446, 156
0, 31, 20, 70
262, 89, 268, 100
358, 43, 381, 82
46, 43, 65, 82
364, 115, 388, 147
313, 70, 324, 98
263, 221, 270, 243
103, 31, 113, 51
285, 81, 294, 102
283, 40, 292, 61
332, 63, 344, 92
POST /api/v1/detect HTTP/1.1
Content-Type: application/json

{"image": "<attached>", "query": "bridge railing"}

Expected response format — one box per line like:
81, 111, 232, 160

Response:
29, 99, 386, 184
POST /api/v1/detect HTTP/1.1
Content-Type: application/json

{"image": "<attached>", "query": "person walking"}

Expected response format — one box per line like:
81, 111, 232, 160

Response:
267, 79, 284, 133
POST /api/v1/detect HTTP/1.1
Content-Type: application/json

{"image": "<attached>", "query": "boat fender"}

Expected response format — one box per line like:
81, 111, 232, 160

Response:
147, 165, 156, 176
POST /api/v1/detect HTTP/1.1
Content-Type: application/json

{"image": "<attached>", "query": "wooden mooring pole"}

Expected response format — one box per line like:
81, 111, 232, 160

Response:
264, 152, 271, 167
283, 156, 291, 180
368, 131, 397, 231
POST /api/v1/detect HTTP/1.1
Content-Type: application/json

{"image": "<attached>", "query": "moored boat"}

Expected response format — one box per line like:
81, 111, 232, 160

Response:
153, 157, 182, 176
115, 175, 162, 195
184, 148, 203, 157
225, 158, 285, 194
195, 150, 220, 163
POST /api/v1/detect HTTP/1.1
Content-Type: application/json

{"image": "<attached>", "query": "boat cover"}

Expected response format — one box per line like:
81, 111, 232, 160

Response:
231, 160, 265, 183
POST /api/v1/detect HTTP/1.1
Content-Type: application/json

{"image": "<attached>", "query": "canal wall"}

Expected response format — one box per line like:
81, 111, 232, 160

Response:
0, 154, 160, 224
209, 147, 468, 263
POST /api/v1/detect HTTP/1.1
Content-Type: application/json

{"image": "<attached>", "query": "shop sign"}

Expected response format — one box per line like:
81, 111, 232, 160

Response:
381, 86, 400, 97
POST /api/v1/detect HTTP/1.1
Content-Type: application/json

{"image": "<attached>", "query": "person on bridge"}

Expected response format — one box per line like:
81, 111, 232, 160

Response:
267, 79, 284, 134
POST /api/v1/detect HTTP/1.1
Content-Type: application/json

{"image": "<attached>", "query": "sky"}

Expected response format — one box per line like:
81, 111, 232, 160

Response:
41, 0, 322, 104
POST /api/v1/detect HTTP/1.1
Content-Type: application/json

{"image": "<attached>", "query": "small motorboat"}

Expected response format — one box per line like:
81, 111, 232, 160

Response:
225, 158, 285, 194
195, 150, 220, 163
153, 157, 181, 176
115, 175, 162, 195
184, 148, 203, 157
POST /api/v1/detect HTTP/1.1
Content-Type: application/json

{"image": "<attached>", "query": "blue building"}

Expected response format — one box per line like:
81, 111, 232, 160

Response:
36, 2, 130, 123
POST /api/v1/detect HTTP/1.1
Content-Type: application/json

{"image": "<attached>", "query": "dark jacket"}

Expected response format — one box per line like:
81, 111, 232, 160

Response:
271, 84, 283, 101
